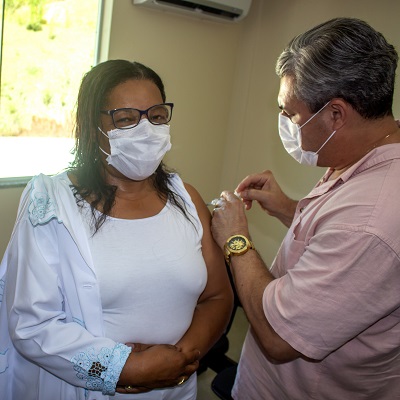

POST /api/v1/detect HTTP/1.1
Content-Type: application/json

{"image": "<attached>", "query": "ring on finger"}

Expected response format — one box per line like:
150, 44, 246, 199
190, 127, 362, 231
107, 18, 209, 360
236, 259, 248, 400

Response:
125, 385, 134, 391
177, 377, 186, 385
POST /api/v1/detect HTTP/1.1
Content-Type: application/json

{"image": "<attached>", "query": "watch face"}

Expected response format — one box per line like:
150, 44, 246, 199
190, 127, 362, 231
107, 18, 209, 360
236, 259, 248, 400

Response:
228, 236, 247, 251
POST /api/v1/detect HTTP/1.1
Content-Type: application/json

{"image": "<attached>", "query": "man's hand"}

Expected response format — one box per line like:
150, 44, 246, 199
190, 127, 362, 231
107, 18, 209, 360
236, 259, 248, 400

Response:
211, 191, 249, 250
235, 170, 297, 227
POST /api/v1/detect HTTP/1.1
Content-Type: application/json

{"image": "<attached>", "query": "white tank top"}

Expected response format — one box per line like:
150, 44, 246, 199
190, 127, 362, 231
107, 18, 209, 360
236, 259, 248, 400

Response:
80, 175, 207, 345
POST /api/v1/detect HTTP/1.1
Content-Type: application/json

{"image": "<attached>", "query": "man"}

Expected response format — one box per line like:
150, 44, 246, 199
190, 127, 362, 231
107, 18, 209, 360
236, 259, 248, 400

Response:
211, 18, 400, 399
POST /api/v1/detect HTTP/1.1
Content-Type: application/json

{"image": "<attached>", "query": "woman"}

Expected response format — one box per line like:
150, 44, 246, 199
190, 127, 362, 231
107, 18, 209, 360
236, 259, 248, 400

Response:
0, 60, 233, 400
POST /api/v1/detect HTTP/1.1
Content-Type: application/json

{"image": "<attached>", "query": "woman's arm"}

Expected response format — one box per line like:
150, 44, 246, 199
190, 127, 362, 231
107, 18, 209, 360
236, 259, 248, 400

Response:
174, 183, 234, 357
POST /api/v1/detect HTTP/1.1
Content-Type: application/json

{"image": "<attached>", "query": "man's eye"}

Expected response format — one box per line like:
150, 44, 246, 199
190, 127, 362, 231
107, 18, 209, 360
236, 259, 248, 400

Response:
282, 110, 294, 120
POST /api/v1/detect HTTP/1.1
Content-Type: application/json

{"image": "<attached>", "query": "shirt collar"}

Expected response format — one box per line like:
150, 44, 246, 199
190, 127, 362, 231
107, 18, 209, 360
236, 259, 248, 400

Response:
307, 143, 400, 198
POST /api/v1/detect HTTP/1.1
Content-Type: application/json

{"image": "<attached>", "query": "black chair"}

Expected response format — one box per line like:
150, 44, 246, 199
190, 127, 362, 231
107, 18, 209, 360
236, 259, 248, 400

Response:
211, 364, 237, 400
198, 262, 240, 399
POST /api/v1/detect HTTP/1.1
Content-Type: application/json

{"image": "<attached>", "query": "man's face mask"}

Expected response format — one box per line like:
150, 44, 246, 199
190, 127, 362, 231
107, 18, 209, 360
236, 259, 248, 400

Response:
278, 102, 336, 166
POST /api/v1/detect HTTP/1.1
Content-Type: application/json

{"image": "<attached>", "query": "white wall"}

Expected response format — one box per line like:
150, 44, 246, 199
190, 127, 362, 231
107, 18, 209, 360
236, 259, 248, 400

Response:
1, 0, 399, 264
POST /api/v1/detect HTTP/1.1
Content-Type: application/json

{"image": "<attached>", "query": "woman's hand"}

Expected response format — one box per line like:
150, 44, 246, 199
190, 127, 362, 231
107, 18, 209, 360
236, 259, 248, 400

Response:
117, 343, 200, 392
116, 343, 154, 394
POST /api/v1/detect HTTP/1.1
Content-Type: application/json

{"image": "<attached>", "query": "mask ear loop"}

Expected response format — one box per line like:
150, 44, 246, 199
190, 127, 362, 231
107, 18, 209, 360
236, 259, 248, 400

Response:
98, 146, 111, 157
300, 101, 331, 128
300, 101, 334, 153
315, 130, 336, 154
97, 127, 111, 156
98, 126, 110, 138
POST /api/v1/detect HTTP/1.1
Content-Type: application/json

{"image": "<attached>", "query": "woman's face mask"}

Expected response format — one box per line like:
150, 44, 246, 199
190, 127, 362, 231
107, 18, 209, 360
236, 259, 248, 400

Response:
98, 118, 171, 180
278, 102, 336, 166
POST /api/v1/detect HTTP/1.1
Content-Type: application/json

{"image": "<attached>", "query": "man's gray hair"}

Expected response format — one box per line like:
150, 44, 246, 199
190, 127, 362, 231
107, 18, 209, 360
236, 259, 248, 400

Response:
276, 18, 398, 118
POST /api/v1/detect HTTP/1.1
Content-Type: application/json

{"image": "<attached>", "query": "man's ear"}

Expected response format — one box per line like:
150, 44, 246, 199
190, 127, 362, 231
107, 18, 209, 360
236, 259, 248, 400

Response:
329, 98, 348, 130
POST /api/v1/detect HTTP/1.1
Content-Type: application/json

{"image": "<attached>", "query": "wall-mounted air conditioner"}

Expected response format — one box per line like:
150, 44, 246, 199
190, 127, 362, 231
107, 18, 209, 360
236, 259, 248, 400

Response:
133, 0, 252, 22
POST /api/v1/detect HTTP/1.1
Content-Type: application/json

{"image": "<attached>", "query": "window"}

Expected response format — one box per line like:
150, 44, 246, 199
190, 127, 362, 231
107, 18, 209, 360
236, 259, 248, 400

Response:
0, 0, 102, 184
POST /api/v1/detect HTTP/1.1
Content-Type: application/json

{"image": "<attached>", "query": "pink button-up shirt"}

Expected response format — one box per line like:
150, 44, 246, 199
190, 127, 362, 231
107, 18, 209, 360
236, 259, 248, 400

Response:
233, 144, 400, 400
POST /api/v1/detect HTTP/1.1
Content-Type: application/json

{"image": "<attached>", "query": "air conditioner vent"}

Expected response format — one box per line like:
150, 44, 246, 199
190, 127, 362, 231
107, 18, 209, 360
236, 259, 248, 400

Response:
133, 0, 252, 22
157, 0, 242, 20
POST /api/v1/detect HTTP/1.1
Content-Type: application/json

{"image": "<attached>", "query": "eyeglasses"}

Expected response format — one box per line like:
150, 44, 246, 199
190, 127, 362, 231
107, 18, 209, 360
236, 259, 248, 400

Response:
100, 103, 174, 130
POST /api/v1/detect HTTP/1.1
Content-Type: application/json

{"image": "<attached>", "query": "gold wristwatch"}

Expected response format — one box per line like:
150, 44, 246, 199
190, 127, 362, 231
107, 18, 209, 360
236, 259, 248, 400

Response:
224, 234, 255, 264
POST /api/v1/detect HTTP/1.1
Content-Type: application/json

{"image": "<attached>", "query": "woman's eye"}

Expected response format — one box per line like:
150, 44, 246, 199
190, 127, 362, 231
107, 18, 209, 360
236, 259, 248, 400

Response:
151, 114, 166, 122
116, 116, 135, 123
113, 110, 140, 127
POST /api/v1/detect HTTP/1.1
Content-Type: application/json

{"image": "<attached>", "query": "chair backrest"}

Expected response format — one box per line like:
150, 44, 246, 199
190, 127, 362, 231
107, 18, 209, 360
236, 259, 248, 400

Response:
211, 364, 237, 400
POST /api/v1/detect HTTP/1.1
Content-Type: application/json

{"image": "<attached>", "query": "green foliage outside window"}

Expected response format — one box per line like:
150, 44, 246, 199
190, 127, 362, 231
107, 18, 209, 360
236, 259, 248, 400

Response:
0, 0, 98, 137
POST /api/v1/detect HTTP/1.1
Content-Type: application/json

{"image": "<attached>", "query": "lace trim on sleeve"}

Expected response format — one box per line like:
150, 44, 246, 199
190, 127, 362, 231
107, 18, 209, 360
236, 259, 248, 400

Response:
71, 343, 131, 395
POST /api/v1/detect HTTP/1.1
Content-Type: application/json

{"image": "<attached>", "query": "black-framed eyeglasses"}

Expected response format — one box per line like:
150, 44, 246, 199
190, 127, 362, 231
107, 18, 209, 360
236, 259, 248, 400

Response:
100, 103, 174, 130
